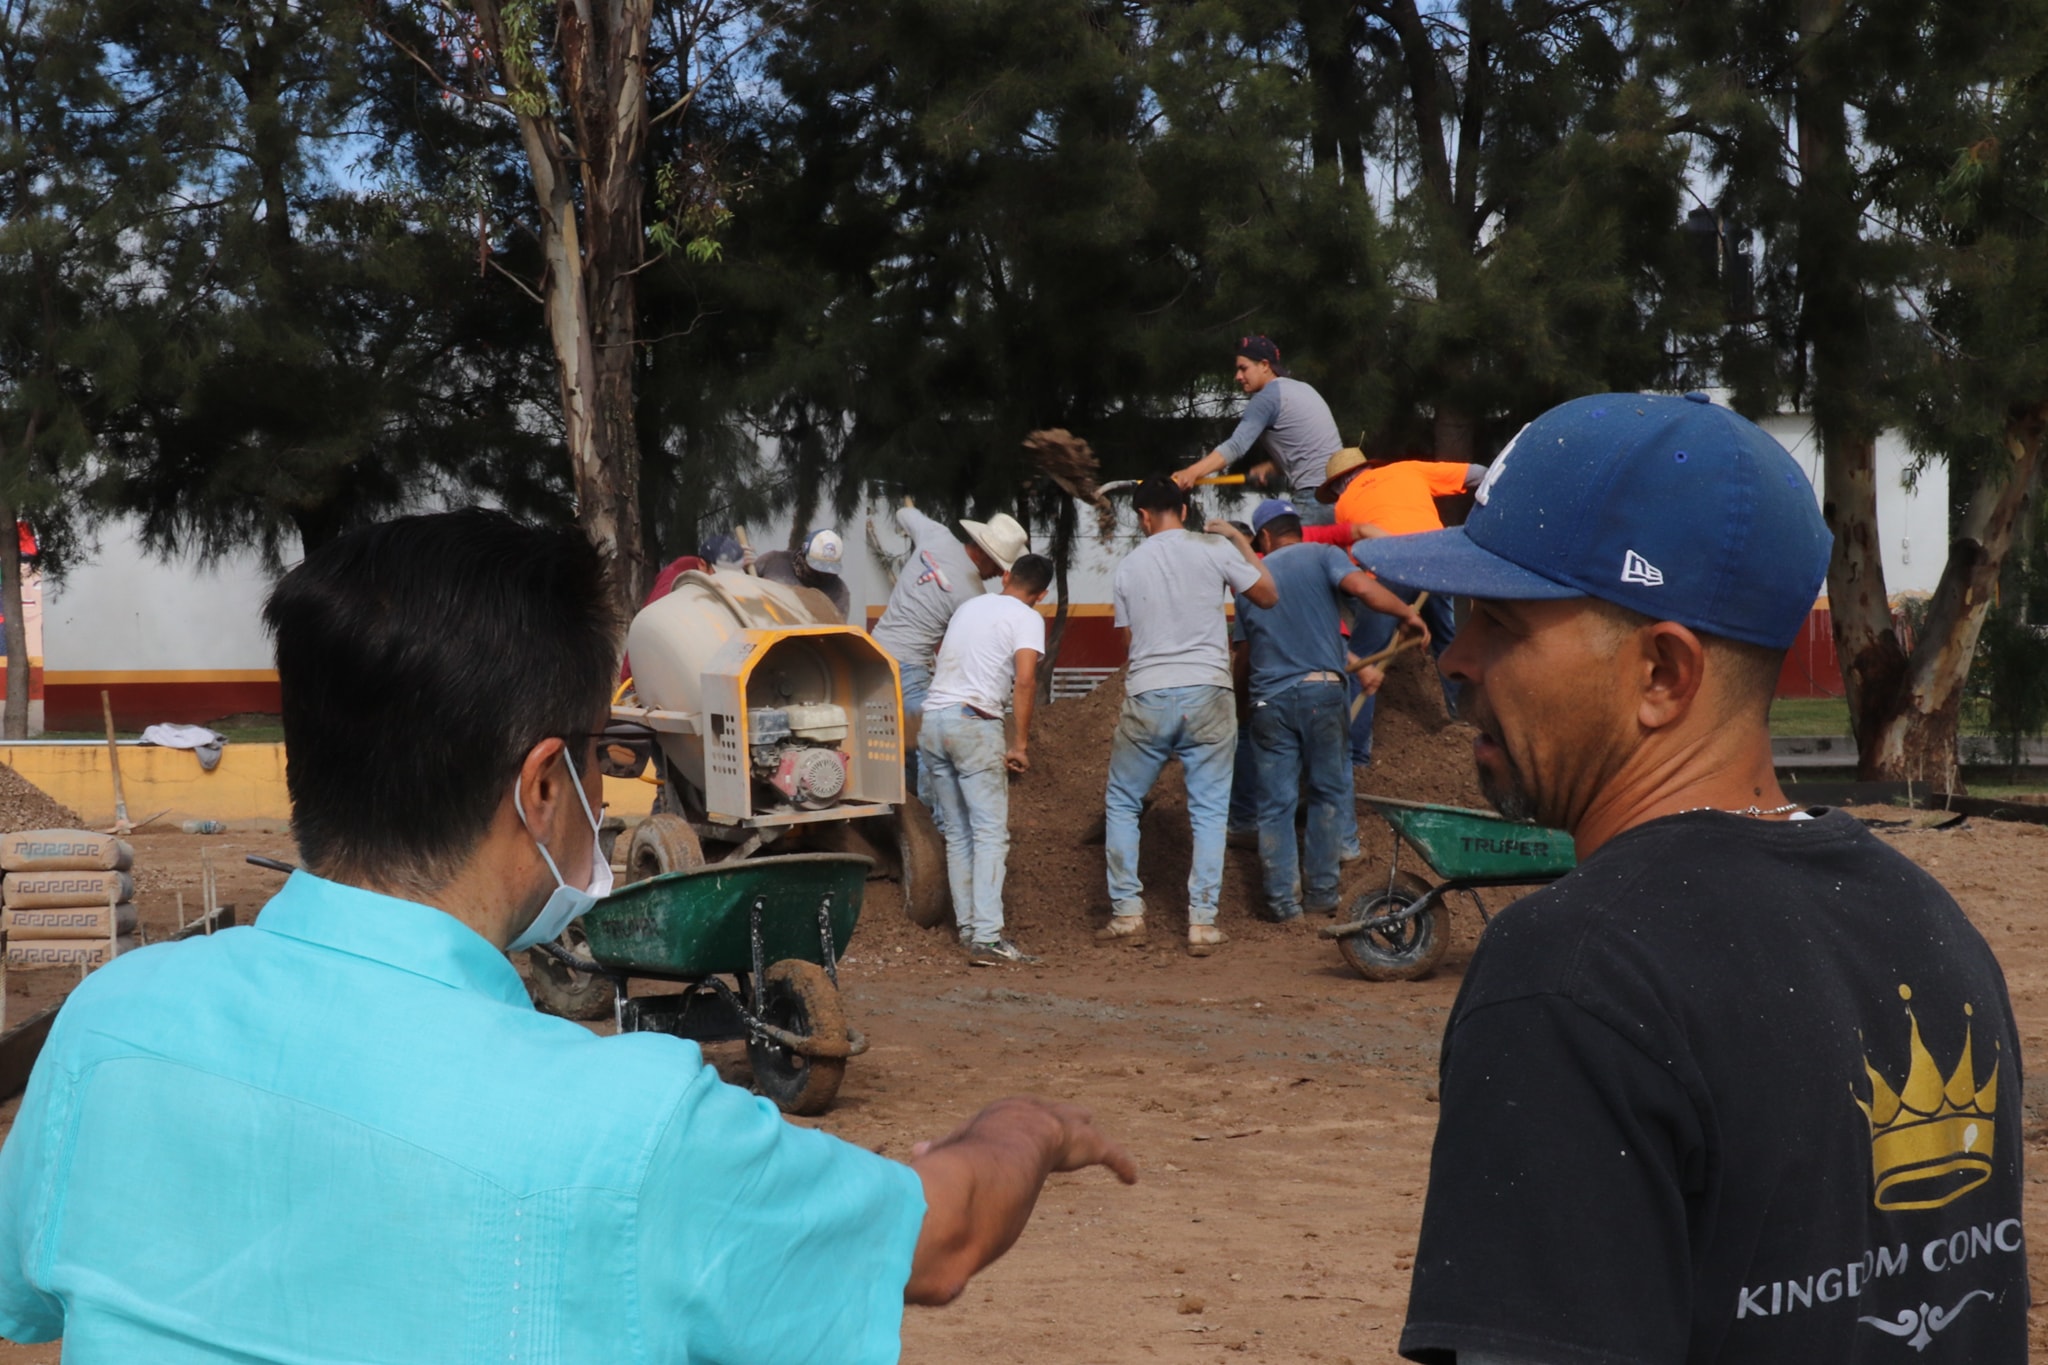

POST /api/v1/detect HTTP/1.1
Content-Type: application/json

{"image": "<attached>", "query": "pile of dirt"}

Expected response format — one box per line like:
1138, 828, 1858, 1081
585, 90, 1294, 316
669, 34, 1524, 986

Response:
0, 762, 81, 833
982, 646, 1487, 952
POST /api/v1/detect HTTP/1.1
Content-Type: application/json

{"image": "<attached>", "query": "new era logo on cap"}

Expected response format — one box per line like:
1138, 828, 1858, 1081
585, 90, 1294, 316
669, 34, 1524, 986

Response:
1621, 550, 1664, 587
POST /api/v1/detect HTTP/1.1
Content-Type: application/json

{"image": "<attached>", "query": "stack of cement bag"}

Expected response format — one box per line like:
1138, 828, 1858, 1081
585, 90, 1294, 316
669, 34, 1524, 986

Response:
1, 830, 136, 970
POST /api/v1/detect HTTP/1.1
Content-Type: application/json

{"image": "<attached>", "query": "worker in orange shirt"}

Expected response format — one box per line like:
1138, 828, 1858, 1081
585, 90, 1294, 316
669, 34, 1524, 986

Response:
1317, 450, 1485, 768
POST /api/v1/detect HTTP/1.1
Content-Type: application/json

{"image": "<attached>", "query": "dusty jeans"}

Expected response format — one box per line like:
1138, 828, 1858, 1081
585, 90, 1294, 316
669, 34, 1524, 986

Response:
1103, 685, 1236, 926
1250, 680, 1350, 919
898, 655, 934, 806
1349, 587, 1459, 764
918, 705, 1011, 943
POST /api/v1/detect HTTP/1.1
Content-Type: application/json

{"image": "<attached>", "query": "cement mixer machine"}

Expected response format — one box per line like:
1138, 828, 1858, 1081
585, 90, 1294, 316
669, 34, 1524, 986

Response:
618, 570, 905, 828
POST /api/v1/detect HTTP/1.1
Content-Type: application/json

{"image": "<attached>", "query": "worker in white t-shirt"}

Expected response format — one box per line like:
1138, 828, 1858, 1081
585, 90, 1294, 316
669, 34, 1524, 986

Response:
917, 554, 1055, 966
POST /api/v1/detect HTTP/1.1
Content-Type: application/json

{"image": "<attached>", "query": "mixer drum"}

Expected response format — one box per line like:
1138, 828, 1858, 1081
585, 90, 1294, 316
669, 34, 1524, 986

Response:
623, 569, 905, 822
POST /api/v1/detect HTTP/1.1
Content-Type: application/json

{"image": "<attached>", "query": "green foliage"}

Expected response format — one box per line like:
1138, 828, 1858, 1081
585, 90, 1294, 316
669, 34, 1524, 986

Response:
1974, 609, 2048, 770
83, 0, 563, 562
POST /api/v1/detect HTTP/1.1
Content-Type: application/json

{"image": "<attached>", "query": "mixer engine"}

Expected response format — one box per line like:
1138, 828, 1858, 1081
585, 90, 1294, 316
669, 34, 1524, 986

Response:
747, 703, 851, 809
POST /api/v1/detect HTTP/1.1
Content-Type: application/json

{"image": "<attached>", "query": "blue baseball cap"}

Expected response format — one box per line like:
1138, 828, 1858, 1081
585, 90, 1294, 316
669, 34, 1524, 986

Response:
1249, 498, 1298, 535
1354, 392, 1832, 649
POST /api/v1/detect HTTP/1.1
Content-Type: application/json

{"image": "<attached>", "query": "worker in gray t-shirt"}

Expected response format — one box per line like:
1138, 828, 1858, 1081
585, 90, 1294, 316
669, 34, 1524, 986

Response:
1098, 476, 1276, 958
1173, 335, 1344, 526
871, 507, 1010, 715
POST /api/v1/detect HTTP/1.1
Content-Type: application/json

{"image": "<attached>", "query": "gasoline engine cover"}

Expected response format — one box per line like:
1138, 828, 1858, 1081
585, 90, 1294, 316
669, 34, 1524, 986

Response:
770, 746, 849, 808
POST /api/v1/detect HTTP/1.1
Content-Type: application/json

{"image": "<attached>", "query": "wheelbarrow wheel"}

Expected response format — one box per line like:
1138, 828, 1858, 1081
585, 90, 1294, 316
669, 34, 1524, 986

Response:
627, 813, 704, 884
1337, 871, 1451, 982
897, 796, 950, 929
748, 959, 848, 1116
524, 923, 616, 1020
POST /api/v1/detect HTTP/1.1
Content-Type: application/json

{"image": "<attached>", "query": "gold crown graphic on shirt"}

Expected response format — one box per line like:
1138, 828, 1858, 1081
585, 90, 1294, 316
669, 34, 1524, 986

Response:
1852, 984, 1997, 1213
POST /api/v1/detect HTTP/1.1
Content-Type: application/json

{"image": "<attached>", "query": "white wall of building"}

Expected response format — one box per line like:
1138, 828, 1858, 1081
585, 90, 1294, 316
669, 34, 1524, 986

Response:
34, 405, 1945, 684
1754, 414, 1948, 598
42, 517, 286, 672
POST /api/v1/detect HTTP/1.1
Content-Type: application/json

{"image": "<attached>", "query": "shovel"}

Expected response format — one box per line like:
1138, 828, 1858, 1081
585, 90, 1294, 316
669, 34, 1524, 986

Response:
1095, 474, 1248, 497
1346, 593, 1432, 722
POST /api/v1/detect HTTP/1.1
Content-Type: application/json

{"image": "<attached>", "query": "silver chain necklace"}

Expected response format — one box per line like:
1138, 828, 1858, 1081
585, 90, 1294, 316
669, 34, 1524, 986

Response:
1682, 801, 1803, 818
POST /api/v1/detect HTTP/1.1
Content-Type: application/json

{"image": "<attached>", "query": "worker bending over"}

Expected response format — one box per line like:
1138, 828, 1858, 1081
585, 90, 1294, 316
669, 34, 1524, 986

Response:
1173, 335, 1345, 526
872, 509, 1026, 720
1316, 450, 1481, 766
0, 509, 1134, 1365
918, 552, 1054, 966
1098, 477, 1277, 956
755, 527, 851, 621
1234, 500, 1424, 922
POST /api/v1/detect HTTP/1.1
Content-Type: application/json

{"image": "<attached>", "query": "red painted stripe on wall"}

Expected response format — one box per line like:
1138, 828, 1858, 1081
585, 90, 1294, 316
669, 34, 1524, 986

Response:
45, 681, 282, 731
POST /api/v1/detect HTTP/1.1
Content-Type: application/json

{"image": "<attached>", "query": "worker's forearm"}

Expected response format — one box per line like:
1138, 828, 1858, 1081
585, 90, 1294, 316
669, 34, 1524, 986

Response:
1011, 672, 1036, 747
1352, 578, 1415, 620
907, 1101, 1067, 1305
1186, 451, 1227, 480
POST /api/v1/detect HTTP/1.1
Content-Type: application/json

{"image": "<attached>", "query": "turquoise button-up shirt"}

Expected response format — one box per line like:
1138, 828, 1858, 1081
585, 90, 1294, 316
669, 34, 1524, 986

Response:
0, 871, 924, 1363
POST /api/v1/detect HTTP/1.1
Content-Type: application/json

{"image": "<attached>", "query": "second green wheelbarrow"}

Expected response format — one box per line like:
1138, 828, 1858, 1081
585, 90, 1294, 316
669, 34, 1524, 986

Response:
1320, 795, 1577, 982
532, 851, 871, 1115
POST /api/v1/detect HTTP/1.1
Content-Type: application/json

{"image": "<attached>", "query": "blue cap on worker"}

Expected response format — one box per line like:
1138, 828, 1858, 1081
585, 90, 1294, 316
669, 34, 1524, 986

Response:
1352, 392, 1832, 649
1249, 498, 1298, 536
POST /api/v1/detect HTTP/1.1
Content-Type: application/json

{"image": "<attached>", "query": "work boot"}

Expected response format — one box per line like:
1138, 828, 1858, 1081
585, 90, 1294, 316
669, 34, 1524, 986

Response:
1187, 924, 1229, 957
1095, 914, 1147, 944
969, 938, 1041, 966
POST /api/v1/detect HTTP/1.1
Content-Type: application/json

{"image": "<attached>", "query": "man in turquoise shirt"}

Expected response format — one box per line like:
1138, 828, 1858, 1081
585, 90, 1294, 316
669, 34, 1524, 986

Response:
0, 509, 1134, 1363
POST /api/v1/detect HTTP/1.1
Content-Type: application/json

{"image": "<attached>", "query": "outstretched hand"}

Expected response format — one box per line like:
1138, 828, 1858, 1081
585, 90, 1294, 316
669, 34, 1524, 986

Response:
912, 1098, 1138, 1184
907, 1097, 1138, 1305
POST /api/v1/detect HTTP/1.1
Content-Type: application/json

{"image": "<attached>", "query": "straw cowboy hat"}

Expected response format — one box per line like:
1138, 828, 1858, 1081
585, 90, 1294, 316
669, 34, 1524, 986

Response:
1315, 448, 1369, 504
959, 513, 1030, 571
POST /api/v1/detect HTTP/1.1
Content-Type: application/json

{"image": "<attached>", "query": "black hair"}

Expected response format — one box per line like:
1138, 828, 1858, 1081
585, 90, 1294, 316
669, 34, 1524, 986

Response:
1009, 553, 1055, 596
1132, 475, 1189, 514
1260, 513, 1303, 542
263, 508, 622, 891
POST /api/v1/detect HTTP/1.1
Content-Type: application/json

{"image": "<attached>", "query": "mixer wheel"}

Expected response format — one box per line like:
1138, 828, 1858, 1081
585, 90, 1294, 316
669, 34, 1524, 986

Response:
898, 796, 950, 929
626, 814, 705, 884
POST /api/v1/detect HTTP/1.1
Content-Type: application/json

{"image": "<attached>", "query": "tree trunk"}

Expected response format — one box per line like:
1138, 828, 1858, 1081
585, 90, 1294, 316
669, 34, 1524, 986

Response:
0, 488, 28, 740
1795, 0, 1907, 780
1863, 405, 2048, 787
1432, 404, 1478, 463
476, 0, 651, 617
1818, 430, 1909, 776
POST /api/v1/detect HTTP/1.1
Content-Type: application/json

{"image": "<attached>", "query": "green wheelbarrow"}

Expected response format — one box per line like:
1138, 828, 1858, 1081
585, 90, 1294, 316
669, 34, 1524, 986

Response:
533, 853, 871, 1116
1320, 796, 1577, 982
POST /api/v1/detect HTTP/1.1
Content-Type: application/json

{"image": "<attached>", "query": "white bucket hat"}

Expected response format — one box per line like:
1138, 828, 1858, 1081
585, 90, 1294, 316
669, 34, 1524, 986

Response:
958, 513, 1029, 571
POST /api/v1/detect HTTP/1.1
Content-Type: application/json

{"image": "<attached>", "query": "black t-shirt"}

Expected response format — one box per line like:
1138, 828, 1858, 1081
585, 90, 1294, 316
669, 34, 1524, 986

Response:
1400, 809, 2027, 1365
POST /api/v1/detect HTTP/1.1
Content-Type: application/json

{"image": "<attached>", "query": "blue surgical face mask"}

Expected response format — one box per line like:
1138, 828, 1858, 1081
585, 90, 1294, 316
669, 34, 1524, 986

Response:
506, 746, 613, 953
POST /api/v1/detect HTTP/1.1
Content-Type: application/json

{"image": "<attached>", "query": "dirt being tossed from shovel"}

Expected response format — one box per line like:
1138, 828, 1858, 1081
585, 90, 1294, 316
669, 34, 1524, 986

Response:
970, 645, 1486, 951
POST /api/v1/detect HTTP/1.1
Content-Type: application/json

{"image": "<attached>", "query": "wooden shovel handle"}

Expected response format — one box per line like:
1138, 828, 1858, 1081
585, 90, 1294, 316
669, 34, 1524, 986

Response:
1345, 592, 1432, 674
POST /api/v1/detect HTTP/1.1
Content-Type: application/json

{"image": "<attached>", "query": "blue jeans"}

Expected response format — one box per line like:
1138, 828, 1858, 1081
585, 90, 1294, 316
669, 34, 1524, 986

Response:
1228, 723, 1259, 831
1349, 589, 1460, 765
898, 655, 933, 799
1292, 492, 1335, 527
918, 706, 1011, 942
1104, 685, 1236, 926
1251, 681, 1349, 919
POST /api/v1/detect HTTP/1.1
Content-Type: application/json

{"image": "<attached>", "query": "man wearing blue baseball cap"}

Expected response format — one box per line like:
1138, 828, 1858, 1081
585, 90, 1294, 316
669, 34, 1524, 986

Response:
1234, 498, 1424, 922
1371, 394, 2025, 1363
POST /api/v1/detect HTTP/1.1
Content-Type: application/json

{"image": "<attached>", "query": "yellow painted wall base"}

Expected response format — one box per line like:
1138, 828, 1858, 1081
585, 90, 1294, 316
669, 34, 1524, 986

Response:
0, 743, 659, 828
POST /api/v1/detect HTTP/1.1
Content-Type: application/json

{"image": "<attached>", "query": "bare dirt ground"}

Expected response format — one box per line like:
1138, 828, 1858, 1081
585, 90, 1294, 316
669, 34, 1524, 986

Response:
4, 669, 2048, 1361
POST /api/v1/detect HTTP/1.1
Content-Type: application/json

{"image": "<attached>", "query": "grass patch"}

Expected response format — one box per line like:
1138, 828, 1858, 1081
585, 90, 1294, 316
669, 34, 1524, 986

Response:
1770, 698, 1849, 736
34, 718, 284, 744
